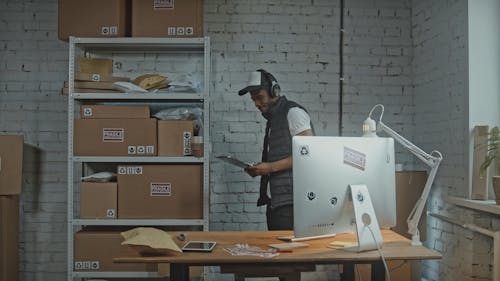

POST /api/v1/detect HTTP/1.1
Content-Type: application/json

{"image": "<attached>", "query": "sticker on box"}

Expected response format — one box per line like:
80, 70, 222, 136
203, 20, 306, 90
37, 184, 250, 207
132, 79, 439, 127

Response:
167, 27, 176, 36
186, 27, 194, 35
154, 0, 174, 9
103, 128, 124, 142
106, 209, 116, 218
82, 107, 93, 117
146, 145, 155, 155
91, 73, 101, 81
183, 131, 192, 155
150, 182, 171, 196
176, 27, 185, 36
101, 26, 110, 35
343, 146, 366, 171
75, 261, 99, 270
137, 146, 146, 154
109, 26, 118, 35
118, 166, 127, 175
128, 146, 136, 154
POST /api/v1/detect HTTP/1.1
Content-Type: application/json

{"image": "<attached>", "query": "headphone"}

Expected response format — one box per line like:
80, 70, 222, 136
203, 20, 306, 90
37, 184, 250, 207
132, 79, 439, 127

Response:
257, 69, 281, 97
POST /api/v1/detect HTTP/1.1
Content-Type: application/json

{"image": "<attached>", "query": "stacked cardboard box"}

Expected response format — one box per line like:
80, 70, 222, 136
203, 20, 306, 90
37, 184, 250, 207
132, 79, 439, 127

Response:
117, 164, 202, 219
58, 0, 130, 41
0, 135, 23, 281
58, 0, 204, 40
62, 58, 128, 95
131, 0, 203, 37
74, 105, 157, 156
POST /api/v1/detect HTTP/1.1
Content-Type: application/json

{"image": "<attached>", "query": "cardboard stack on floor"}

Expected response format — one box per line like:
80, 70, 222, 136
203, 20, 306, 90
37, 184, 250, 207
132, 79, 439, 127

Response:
0, 135, 23, 281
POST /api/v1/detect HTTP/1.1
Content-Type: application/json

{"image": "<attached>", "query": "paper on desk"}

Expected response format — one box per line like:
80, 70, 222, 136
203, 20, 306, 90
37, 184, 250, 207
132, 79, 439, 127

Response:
121, 227, 182, 255
224, 243, 279, 258
327, 241, 357, 249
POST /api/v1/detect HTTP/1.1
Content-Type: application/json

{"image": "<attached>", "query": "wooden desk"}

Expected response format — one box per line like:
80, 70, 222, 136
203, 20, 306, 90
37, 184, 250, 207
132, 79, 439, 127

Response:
115, 229, 441, 281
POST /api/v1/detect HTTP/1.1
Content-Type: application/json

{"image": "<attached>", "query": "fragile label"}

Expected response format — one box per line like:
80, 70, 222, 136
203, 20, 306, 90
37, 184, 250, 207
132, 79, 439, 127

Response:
150, 182, 171, 196
102, 128, 124, 142
154, 0, 174, 9
343, 146, 366, 171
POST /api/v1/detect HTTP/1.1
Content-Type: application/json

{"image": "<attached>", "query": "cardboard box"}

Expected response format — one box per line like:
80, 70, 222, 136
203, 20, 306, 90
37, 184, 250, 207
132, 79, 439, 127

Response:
0, 196, 19, 281
393, 171, 427, 241
58, 0, 130, 41
74, 118, 157, 156
80, 105, 150, 119
0, 135, 24, 195
132, 0, 203, 37
157, 120, 193, 156
341, 260, 413, 281
117, 164, 202, 219
74, 228, 157, 272
77, 58, 113, 76
80, 182, 117, 219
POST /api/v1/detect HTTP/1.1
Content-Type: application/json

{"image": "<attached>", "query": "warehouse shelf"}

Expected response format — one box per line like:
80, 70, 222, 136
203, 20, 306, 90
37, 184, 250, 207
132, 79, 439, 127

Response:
73, 219, 205, 226
72, 156, 204, 163
67, 37, 211, 281
73, 92, 204, 100
72, 37, 205, 53
73, 271, 159, 278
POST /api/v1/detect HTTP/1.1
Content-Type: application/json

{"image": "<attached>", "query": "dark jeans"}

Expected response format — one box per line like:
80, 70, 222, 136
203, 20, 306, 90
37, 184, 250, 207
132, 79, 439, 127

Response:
266, 204, 293, 230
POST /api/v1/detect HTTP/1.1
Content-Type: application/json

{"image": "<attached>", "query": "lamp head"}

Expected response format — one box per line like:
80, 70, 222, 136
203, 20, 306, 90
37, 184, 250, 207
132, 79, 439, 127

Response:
362, 117, 378, 137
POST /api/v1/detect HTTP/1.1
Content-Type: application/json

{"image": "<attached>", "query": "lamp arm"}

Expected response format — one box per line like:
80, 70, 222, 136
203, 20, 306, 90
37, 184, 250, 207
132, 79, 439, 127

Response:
377, 121, 443, 246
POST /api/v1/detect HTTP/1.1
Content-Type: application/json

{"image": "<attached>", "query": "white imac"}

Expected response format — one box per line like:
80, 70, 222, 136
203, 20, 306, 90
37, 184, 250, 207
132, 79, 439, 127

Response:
292, 136, 396, 248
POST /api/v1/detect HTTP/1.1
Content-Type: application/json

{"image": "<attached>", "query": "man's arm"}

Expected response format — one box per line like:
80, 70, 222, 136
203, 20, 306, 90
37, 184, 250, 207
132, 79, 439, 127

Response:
245, 129, 313, 177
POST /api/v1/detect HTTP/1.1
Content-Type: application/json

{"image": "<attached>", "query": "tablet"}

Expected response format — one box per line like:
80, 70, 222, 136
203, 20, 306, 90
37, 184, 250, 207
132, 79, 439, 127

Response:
181, 241, 217, 252
216, 155, 253, 169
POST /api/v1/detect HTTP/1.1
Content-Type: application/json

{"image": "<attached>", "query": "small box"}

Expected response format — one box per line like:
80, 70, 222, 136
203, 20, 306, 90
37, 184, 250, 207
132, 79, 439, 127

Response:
131, 0, 203, 37
157, 120, 193, 156
0, 196, 19, 281
117, 164, 202, 219
0, 135, 24, 195
74, 118, 157, 156
74, 228, 157, 272
58, 0, 130, 41
80, 105, 150, 119
393, 171, 427, 241
80, 182, 117, 219
77, 58, 113, 76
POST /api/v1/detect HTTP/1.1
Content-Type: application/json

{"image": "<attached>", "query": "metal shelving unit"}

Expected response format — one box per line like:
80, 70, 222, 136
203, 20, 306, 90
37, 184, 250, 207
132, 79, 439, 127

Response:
67, 37, 211, 281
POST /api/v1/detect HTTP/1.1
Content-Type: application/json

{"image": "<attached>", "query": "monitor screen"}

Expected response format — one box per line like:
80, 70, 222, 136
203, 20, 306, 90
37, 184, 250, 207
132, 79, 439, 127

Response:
292, 136, 396, 239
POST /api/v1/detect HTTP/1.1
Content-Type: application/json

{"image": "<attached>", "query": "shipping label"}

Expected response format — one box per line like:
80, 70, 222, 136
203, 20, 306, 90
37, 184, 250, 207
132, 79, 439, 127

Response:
102, 128, 124, 142
150, 182, 172, 196
343, 146, 366, 171
154, 0, 174, 9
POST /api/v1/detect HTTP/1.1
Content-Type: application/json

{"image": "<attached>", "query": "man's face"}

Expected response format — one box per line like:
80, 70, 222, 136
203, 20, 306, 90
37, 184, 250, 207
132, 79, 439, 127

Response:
250, 88, 272, 113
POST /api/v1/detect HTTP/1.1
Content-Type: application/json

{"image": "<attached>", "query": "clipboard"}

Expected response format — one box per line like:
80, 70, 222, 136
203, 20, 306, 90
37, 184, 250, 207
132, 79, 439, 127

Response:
216, 155, 254, 169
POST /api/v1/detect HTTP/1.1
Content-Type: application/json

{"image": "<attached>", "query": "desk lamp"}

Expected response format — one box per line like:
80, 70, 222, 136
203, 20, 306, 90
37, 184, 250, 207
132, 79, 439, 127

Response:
362, 104, 443, 246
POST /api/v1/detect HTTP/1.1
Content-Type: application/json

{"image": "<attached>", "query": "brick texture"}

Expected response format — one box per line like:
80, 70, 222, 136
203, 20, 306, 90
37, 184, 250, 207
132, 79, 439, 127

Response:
1, 0, 496, 281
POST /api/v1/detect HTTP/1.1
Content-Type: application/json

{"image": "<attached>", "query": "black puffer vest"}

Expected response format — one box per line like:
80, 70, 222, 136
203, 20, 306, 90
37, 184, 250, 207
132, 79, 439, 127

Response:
259, 96, 312, 209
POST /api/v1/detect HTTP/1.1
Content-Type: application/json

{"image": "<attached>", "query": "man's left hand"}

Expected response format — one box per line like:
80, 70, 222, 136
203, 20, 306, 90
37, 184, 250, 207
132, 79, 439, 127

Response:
245, 162, 273, 177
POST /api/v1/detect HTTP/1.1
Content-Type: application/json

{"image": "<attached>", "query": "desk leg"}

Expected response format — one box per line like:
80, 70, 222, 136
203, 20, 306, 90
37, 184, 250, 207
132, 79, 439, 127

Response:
170, 263, 189, 281
341, 263, 355, 281
371, 261, 386, 281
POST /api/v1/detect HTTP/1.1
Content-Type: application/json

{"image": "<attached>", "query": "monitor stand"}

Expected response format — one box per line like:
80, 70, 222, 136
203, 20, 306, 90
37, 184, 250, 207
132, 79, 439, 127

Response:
277, 233, 337, 242
342, 184, 383, 252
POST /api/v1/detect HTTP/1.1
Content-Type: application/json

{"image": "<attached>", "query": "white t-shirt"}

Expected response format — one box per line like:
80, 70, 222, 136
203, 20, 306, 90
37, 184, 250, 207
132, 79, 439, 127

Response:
287, 107, 312, 136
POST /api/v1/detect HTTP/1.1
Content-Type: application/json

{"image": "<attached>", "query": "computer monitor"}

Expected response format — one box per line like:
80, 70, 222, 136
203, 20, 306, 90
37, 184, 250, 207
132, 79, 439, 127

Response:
292, 136, 396, 239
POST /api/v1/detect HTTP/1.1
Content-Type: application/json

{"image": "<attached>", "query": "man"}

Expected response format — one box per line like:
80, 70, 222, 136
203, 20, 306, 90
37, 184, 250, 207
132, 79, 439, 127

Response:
238, 69, 314, 231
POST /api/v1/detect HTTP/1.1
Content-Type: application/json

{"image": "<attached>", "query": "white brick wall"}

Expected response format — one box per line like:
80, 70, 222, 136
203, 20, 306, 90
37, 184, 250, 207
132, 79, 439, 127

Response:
412, 0, 499, 280
3, 0, 495, 281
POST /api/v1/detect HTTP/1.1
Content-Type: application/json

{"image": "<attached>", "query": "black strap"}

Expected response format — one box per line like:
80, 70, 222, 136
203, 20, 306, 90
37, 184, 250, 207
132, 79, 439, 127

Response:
257, 121, 271, 206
